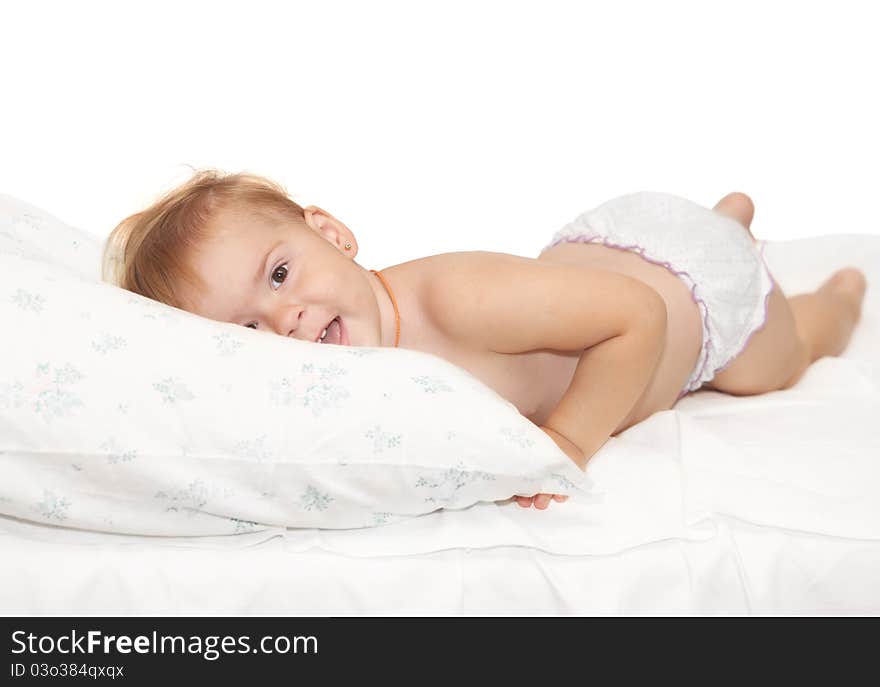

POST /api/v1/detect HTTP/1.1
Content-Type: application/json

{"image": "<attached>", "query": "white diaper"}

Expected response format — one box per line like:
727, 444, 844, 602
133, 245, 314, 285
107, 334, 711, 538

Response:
541, 191, 776, 398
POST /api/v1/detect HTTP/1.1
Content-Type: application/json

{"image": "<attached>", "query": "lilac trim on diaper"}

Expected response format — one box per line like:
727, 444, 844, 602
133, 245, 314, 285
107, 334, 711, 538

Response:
710, 239, 776, 377
543, 234, 714, 400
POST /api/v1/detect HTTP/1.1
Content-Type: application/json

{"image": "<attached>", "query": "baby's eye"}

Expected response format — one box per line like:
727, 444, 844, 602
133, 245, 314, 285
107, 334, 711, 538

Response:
243, 262, 290, 329
271, 263, 288, 289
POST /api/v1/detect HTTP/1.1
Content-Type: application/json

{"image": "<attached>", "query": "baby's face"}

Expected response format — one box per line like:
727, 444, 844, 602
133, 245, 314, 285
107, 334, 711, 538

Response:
179, 205, 382, 347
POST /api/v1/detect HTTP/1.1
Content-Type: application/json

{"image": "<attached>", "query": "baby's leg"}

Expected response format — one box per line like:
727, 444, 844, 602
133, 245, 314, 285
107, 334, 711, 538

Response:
789, 270, 867, 361
708, 269, 866, 396
705, 195, 867, 395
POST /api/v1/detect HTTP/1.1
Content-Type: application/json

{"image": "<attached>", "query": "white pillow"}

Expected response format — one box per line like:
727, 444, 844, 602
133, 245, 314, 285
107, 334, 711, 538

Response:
0, 193, 102, 281
0, 193, 589, 536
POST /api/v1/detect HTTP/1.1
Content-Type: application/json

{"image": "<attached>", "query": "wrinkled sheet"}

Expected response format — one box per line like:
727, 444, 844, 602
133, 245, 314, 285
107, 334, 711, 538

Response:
2, 233, 878, 614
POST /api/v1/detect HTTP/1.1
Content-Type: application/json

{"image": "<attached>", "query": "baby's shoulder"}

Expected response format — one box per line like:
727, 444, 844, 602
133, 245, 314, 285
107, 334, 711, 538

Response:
407, 249, 540, 330
415, 250, 531, 296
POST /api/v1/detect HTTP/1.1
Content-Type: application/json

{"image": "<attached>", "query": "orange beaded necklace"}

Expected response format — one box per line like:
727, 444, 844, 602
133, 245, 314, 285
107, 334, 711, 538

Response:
369, 269, 400, 347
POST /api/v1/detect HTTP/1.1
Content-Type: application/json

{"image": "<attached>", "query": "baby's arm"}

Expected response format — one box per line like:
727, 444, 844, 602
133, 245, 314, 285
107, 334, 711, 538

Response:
426, 251, 667, 472
541, 310, 666, 469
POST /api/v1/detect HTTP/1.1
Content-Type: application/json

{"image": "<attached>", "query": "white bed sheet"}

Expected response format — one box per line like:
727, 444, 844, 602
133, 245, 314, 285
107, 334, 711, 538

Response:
2, 233, 879, 615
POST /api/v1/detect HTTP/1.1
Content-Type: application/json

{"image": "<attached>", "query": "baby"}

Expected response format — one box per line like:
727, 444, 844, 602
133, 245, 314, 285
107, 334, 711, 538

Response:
103, 169, 868, 510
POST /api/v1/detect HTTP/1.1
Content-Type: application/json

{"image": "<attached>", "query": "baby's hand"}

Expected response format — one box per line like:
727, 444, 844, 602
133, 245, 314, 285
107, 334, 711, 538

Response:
514, 493, 569, 509
512, 425, 581, 509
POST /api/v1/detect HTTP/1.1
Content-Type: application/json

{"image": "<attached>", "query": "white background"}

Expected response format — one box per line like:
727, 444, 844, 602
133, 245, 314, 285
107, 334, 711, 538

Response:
2, 0, 878, 271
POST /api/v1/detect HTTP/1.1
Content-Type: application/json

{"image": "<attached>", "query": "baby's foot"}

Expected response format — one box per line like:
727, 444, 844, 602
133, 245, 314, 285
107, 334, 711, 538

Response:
514, 493, 569, 509
713, 192, 757, 242
819, 267, 868, 324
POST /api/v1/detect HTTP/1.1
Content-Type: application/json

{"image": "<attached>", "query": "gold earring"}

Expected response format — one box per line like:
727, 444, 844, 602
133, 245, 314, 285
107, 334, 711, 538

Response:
344, 242, 352, 250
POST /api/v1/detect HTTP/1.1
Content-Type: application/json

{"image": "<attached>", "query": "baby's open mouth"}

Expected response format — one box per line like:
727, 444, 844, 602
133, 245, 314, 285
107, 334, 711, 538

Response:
317, 316, 343, 345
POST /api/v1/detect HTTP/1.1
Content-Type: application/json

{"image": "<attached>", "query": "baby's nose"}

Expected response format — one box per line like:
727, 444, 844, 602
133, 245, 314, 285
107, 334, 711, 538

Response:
267, 305, 303, 338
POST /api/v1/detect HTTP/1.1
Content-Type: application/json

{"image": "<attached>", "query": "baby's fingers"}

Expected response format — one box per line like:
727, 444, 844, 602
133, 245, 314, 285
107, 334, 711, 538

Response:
514, 494, 569, 508
534, 494, 554, 509
535, 493, 569, 509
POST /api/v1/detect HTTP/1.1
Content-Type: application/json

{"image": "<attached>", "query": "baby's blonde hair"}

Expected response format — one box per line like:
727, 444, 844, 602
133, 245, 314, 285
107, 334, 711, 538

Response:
102, 168, 307, 310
